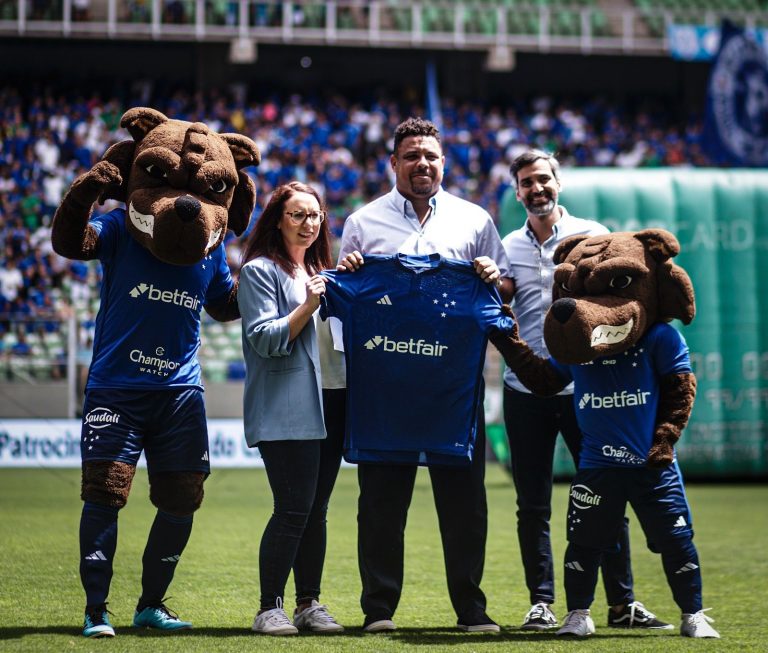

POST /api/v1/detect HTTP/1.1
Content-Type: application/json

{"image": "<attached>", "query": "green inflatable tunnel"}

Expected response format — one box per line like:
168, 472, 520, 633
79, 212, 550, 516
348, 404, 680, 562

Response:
496, 168, 768, 479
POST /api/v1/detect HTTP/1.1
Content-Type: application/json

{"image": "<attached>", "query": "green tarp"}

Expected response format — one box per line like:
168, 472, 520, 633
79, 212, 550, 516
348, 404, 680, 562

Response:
495, 168, 768, 478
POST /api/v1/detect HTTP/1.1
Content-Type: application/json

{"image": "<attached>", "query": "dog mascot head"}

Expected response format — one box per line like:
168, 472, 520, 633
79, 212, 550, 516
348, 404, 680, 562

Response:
544, 229, 695, 365
95, 107, 260, 265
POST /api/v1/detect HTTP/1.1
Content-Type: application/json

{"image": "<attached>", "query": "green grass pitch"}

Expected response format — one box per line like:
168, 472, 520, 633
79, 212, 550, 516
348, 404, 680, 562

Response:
1, 465, 766, 652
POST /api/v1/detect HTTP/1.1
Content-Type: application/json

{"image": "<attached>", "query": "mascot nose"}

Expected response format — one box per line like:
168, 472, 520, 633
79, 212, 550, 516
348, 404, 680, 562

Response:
551, 298, 577, 324
175, 195, 201, 223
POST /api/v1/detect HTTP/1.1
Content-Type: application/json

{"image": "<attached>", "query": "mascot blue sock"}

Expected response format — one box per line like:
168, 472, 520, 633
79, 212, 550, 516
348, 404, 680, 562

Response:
80, 502, 119, 607
138, 511, 193, 608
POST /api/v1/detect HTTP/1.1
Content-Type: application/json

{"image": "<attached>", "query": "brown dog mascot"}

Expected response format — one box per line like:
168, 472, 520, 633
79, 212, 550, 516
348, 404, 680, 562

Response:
491, 229, 720, 638
52, 107, 260, 638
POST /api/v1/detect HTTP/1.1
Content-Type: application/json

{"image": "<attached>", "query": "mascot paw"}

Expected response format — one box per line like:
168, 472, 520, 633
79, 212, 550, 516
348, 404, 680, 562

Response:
81, 161, 123, 203
647, 439, 674, 468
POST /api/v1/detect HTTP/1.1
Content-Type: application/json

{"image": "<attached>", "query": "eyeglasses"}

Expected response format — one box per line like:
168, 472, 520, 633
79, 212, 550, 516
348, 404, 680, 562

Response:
285, 210, 326, 225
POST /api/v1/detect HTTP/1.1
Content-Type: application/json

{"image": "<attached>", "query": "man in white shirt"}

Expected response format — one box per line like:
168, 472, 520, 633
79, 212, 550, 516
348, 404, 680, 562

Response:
338, 117, 511, 633
501, 149, 672, 632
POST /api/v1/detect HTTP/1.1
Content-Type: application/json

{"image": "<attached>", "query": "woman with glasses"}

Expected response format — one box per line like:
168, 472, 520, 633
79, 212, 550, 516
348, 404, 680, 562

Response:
238, 181, 344, 635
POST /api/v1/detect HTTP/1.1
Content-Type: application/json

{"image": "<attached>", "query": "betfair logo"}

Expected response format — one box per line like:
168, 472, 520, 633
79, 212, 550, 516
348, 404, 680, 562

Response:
578, 389, 651, 409
129, 283, 201, 311
363, 335, 448, 357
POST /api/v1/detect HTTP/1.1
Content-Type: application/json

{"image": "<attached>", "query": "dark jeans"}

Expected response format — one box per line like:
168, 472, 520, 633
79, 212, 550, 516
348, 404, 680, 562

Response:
257, 388, 345, 609
357, 411, 488, 623
503, 387, 633, 607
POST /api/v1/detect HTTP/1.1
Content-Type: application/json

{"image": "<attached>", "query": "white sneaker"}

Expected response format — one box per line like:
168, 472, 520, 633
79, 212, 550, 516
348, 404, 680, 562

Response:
681, 609, 720, 638
363, 619, 397, 633
252, 598, 298, 635
293, 600, 344, 633
556, 609, 596, 637
521, 602, 558, 630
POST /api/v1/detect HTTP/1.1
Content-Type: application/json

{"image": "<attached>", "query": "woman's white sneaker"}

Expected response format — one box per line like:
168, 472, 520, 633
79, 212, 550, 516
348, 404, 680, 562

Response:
293, 600, 344, 632
252, 598, 298, 635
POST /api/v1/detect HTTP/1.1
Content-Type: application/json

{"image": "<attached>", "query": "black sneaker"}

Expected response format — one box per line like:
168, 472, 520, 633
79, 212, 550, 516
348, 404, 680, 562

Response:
608, 601, 673, 629
457, 612, 501, 633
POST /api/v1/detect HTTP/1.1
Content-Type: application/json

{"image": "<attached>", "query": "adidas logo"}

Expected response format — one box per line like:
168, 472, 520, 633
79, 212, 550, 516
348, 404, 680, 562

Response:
201, 451, 209, 462
376, 294, 392, 305
161, 555, 181, 563
674, 515, 687, 528
85, 550, 107, 561
565, 561, 584, 571
675, 562, 699, 574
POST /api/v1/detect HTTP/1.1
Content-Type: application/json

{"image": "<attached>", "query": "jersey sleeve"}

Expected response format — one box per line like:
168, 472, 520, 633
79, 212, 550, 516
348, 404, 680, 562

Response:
204, 244, 235, 304
238, 260, 292, 358
475, 281, 516, 335
547, 356, 574, 384
651, 323, 693, 376
89, 210, 122, 263
319, 268, 356, 323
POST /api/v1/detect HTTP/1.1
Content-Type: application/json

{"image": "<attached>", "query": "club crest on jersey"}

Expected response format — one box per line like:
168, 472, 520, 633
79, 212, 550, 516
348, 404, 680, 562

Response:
129, 282, 201, 312
363, 335, 448, 357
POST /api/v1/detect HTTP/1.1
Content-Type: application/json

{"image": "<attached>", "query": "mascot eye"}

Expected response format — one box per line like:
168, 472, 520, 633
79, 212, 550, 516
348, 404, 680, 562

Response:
560, 281, 572, 292
609, 275, 633, 289
144, 164, 168, 180
210, 179, 229, 194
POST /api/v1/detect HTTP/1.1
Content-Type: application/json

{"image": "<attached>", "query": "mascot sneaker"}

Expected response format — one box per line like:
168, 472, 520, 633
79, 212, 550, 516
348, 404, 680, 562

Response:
681, 610, 720, 638
556, 609, 595, 637
133, 603, 192, 630
83, 604, 115, 638
521, 602, 558, 630
608, 601, 673, 629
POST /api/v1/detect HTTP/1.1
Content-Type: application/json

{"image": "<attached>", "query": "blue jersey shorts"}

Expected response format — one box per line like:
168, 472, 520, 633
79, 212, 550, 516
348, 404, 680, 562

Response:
566, 463, 693, 553
81, 387, 210, 474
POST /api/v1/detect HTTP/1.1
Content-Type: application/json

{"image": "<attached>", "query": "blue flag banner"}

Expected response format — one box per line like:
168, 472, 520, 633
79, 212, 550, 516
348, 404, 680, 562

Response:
425, 59, 443, 133
703, 21, 768, 166
669, 24, 768, 62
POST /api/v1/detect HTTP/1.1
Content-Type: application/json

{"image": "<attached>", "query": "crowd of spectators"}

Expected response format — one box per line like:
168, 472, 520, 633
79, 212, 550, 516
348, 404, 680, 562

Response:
0, 83, 714, 376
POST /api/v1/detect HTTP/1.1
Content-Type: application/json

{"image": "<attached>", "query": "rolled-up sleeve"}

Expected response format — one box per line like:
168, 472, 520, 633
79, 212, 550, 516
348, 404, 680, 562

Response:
238, 261, 293, 358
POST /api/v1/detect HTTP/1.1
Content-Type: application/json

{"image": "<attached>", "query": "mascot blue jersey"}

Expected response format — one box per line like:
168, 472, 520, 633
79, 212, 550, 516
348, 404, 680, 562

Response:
549, 322, 692, 469
321, 254, 515, 466
86, 209, 234, 390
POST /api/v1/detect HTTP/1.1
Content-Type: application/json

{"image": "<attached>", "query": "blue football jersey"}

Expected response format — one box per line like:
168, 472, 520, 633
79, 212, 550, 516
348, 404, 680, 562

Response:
549, 322, 692, 468
86, 209, 234, 390
321, 253, 515, 466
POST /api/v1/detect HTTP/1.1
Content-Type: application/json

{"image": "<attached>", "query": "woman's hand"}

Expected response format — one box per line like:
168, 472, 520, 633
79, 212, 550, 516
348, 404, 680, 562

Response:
304, 274, 326, 311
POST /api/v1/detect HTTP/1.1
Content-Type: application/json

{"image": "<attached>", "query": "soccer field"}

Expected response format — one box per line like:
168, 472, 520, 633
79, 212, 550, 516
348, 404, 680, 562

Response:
1, 465, 766, 652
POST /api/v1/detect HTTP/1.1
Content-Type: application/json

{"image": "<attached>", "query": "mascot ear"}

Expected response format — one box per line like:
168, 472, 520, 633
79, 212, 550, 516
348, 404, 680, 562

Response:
98, 140, 136, 203
220, 134, 260, 236
120, 107, 169, 142
220, 133, 261, 169
554, 234, 588, 264
634, 228, 680, 261
228, 170, 257, 236
635, 230, 695, 324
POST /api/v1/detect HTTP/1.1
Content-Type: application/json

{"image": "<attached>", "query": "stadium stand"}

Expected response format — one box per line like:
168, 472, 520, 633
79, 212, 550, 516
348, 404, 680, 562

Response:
0, 82, 719, 384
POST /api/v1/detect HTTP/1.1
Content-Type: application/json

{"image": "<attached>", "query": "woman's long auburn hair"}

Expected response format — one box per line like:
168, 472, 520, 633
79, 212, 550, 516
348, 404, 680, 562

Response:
240, 181, 333, 276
